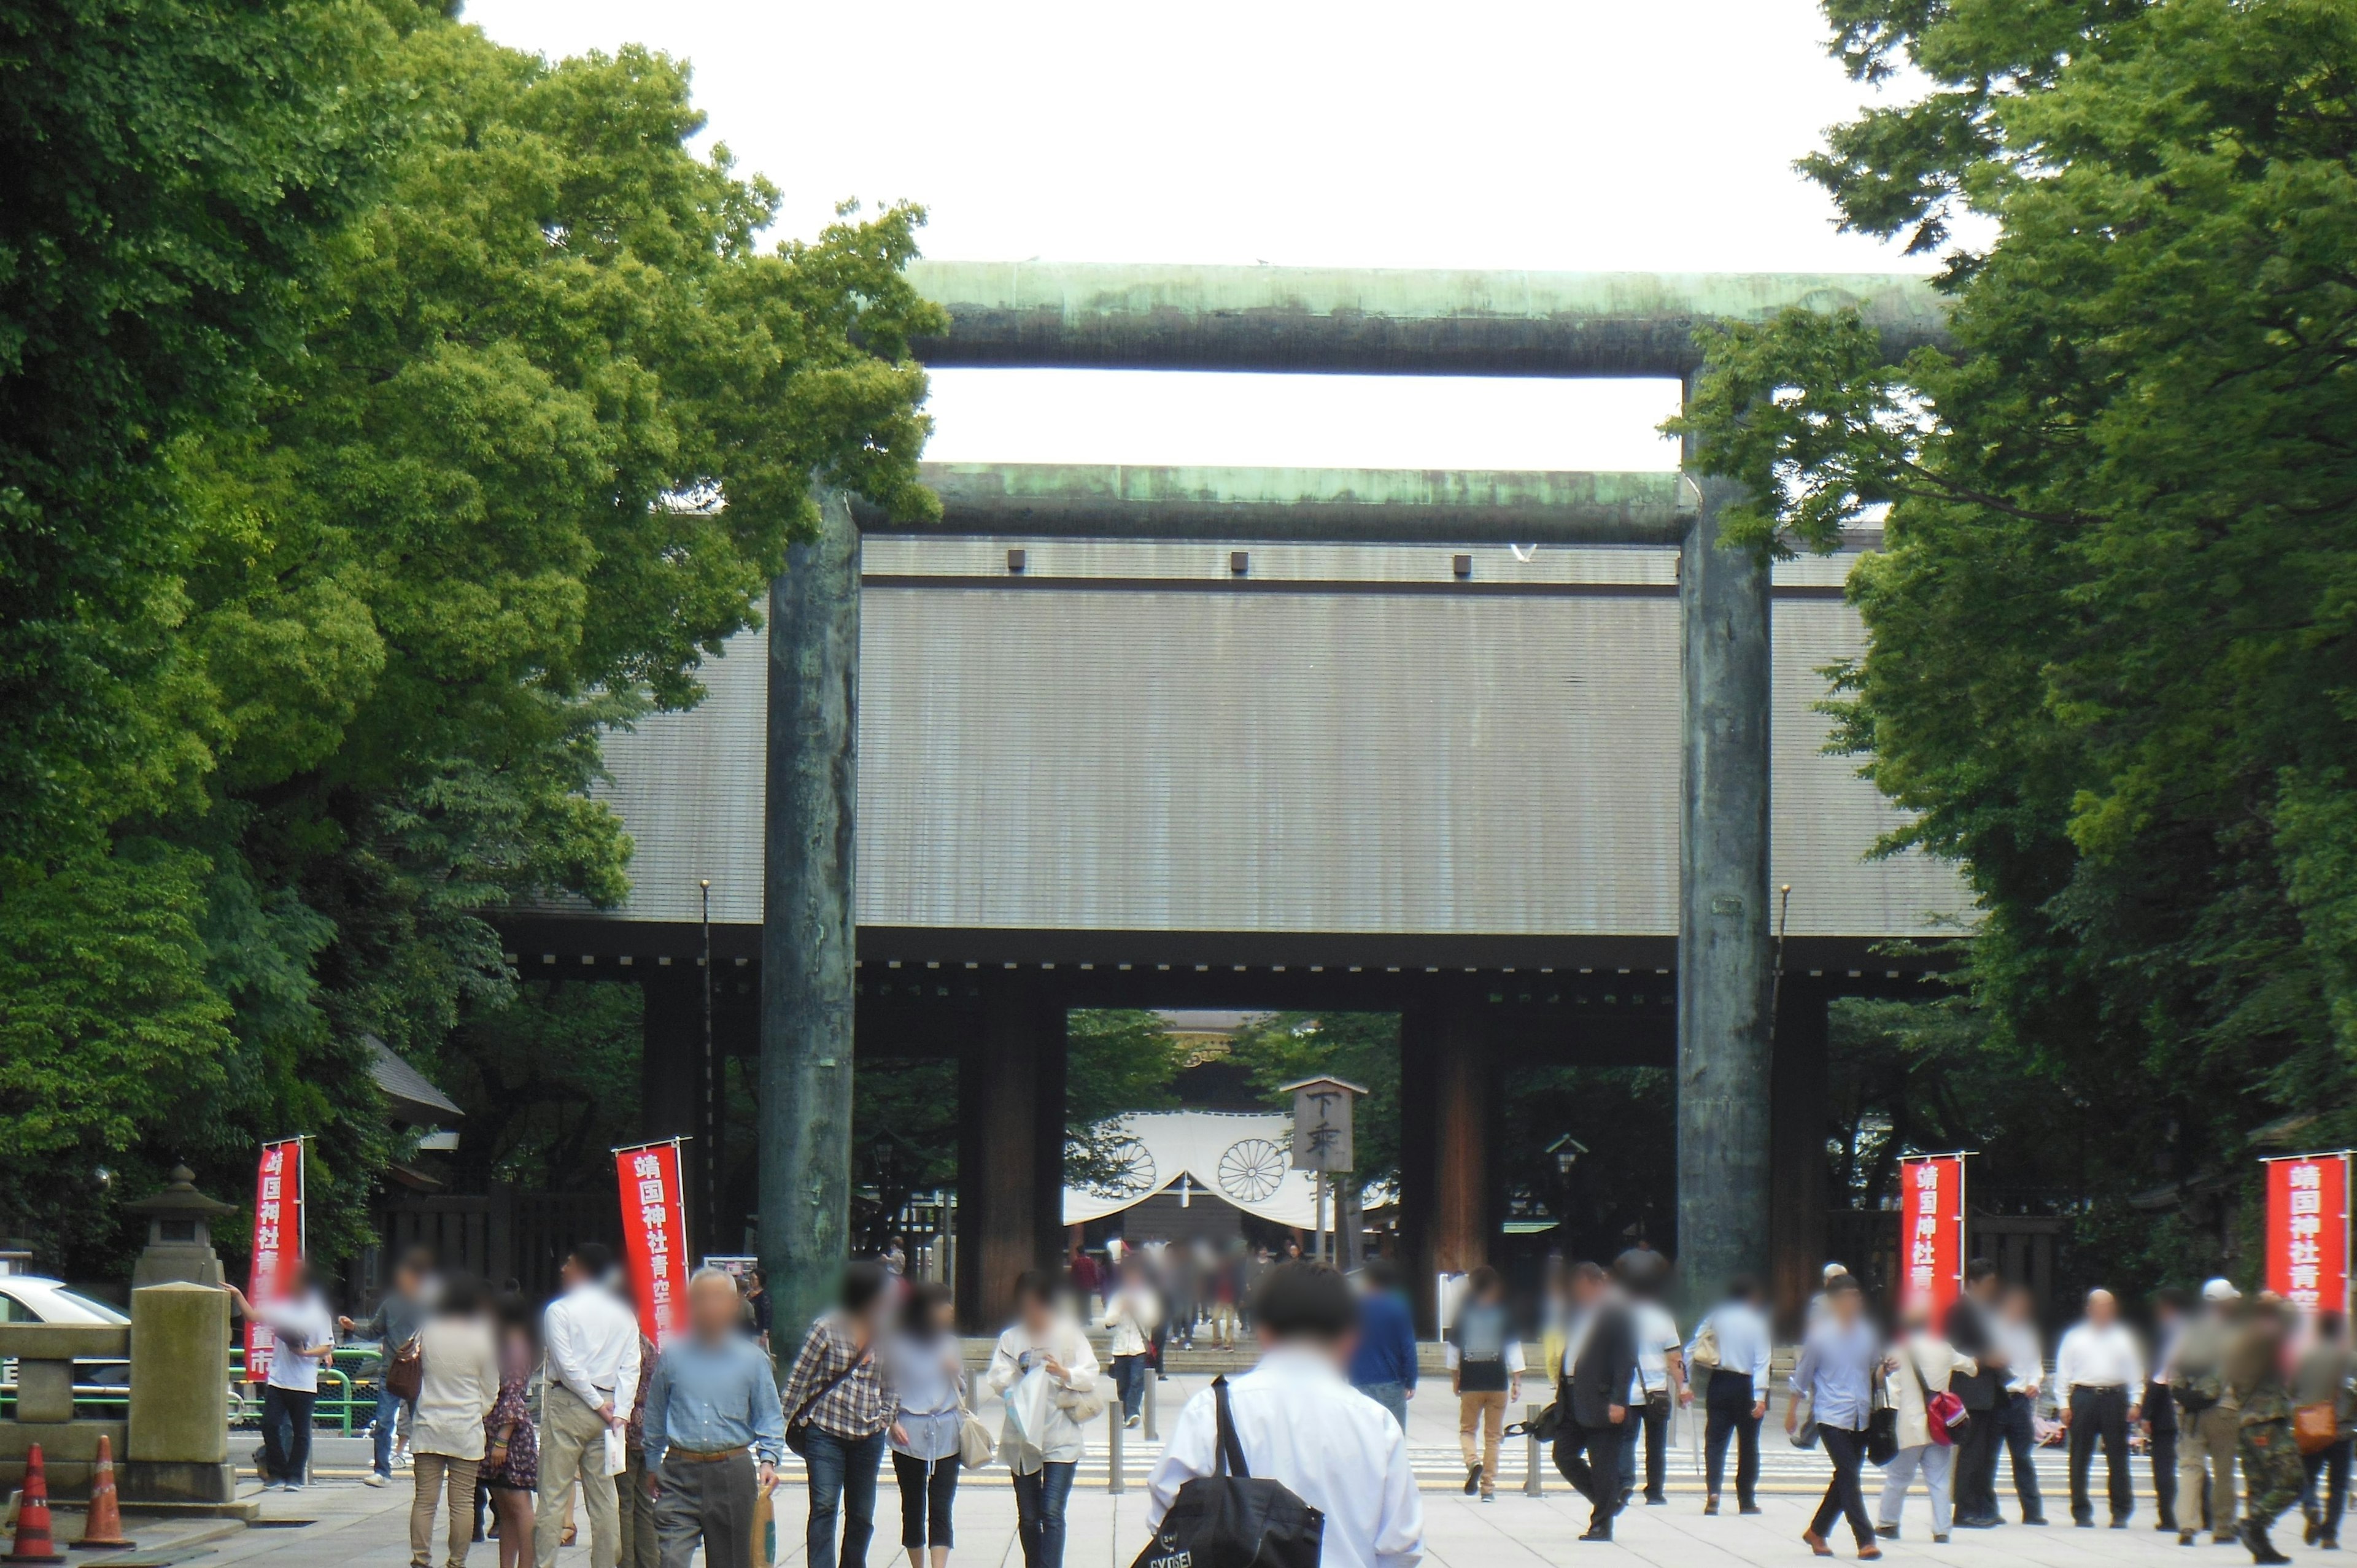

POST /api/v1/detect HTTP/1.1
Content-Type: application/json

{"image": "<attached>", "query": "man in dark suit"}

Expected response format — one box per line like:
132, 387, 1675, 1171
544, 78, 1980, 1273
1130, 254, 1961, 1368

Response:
1946, 1257, 2011, 1528
1553, 1261, 1638, 1542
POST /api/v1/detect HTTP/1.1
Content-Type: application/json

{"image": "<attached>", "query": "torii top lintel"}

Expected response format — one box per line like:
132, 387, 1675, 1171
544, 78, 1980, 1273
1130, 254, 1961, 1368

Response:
906, 260, 1950, 379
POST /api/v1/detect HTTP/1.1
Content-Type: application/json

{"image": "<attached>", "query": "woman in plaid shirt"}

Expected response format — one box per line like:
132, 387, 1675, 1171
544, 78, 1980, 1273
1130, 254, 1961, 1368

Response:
781, 1263, 899, 1568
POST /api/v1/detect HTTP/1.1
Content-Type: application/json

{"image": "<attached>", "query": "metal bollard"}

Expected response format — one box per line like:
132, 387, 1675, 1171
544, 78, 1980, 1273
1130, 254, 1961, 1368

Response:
1525, 1403, 1544, 1496
1144, 1367, 1160, 1442
1108, 1397, 1126, 1494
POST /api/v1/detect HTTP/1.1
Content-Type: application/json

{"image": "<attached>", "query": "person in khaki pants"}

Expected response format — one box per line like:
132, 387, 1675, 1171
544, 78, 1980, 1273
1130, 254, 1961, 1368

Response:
1444, 1267, 1523, 1501
2173, 1278, 2245, 1545
535, 1244, 644, 1568
409, 1277, 502, 1568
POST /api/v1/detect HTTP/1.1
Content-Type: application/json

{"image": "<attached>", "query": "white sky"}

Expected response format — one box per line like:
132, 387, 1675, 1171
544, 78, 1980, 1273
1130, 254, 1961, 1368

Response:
463, 0, 1935, 473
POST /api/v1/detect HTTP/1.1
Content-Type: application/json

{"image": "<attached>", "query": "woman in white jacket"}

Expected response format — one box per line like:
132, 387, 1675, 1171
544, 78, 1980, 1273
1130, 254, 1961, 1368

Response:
1099, 1257, 1161, 1430
406, 1275, 503, 1568
983, 1271, 1100, 1568
1875, 1301, 1979, 1544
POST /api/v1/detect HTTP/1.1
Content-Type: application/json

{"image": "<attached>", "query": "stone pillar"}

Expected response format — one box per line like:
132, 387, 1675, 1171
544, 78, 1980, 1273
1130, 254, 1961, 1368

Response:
759, 490, 861, 1342
957, 979, 1064, 1332
1769, 976, 1832, 1334
1673, 451, 1776, 1325
123, 1283, 233, 1505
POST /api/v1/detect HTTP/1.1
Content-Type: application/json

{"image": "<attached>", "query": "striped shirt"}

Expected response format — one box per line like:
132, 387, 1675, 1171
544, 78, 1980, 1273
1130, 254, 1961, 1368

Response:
780, 1313, 897, 1442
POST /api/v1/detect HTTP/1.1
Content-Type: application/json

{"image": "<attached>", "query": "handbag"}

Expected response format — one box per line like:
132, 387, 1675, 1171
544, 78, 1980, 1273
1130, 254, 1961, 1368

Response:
2296, 1401, 2340, 1456
1867, 1380, 1900, 1467
958, 1387, 996, 1469
384, 1335, 424, 1402
1787, 1388, 1819, 1448
1910, 1346, 1972, 1448
1688, 1320, 1722, 1375
1129, 1377, 1322, 1568
786, 1346, 870, 1459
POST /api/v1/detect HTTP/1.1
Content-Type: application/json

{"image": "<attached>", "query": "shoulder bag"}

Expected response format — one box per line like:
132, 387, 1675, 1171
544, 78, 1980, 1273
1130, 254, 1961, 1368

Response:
1688, 1319, 1722, 1375
385, 1334, 424, 1402
2296, 1400, 2340, 1456
786, 1344, 871, 1459
1912, 1346, 1971, 1448
1867, 1374, 1900, 1467
957, 1382, 996, 1469
1129, 1377, 1323, 1568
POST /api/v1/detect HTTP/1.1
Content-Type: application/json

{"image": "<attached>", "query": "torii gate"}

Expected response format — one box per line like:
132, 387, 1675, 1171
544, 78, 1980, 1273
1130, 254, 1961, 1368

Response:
759, 261, 1948, 1329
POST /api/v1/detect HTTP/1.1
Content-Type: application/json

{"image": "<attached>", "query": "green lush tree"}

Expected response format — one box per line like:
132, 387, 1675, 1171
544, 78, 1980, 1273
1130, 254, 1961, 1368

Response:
1065, 1009, 1191, 1185
1670, 0, 2357, 1276
1224, 1012, 1402, 1189
430, 979, 643, 1192
2, 7, 943, 1278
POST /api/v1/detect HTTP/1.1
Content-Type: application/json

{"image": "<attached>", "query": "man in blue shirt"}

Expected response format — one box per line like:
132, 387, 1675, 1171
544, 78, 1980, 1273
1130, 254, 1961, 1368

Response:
644, 1267, 787, 1568
1349, 1257, 1420, 1431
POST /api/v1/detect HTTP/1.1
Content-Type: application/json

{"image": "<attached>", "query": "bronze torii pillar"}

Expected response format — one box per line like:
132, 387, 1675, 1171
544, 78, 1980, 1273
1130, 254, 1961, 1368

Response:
757, 263, 1948, 1330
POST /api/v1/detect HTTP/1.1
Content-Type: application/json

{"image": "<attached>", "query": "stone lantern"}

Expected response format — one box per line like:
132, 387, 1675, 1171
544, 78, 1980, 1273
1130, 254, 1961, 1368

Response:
126, 1165, 236, 1288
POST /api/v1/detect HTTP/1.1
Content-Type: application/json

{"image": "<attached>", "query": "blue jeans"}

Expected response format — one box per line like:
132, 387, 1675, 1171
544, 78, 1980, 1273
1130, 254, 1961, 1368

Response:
1357, 1380, 1409, 1431
1012, 1461, 1077, 1568
1112, 1354, 1149, 1420
802, 1427, 884, 1568
369, 1384, 408, 1478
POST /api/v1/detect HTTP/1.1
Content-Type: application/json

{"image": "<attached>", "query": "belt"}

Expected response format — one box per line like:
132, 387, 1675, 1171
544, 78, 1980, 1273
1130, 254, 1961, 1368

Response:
667, 1446, 750, 1464
2070, 1383, 2129, 1392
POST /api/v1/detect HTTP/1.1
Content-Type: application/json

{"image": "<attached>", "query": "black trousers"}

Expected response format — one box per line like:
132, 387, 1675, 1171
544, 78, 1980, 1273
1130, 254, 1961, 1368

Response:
1618, 1394, 1671, 1501
2146, 1382, 2180, 1530
1812, 1426, 1875, 1547
1554, 1416, 1625, 1533
258, 1384, 315, 1485
2304, 1437, 2352, 1540
1994, 1391, 2046, 1521
1703, 1370, 1762, 1505
1954, 1396, 2003, 1521
892, 1451, 958, 1550
2069, 1385, 2135, 1523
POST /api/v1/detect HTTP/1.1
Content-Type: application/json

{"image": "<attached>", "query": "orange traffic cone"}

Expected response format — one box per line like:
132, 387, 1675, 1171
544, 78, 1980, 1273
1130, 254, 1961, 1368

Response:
69, 1437, 131, 1553
8, 1444, 64, 1564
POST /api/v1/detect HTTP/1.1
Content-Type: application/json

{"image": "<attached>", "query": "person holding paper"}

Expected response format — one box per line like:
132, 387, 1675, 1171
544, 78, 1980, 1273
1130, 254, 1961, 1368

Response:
642, 1269, 784, 1568
983, 1271, 1099, 1568
533, 1243, 642, 1568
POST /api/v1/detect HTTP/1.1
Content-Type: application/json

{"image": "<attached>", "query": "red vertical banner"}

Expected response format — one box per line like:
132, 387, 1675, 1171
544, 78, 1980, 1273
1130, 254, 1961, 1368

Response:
2267, 1153, 2352, 1316
246, 1138, 306, 1383
616, 1140, 690, 1349
1897, 1154, 1966, 1317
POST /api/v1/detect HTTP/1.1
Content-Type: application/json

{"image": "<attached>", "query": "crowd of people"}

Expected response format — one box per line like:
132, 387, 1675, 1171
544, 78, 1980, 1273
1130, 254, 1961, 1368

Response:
217, 1231, 2357, 1568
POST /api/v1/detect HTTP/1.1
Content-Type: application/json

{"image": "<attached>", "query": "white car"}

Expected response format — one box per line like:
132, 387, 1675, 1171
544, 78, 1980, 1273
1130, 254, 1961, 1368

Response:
0, 1275, 133, 1389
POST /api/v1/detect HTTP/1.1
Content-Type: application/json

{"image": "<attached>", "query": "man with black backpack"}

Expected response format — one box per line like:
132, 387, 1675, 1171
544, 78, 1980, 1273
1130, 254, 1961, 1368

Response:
2173, 1278, 2243, 1546
1144, 1262, 1423, 1568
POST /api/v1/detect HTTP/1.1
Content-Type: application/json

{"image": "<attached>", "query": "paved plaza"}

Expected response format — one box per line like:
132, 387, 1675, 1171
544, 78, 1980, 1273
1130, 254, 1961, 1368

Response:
45, 1373, 2264, 1568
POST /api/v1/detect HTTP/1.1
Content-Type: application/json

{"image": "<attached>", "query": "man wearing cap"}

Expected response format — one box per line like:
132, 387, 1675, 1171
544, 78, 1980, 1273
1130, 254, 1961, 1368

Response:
2172, 1278, 2245, 1545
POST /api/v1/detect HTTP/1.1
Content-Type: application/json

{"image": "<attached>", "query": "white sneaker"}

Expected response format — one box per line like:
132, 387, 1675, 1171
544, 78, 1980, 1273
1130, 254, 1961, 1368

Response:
362, 1472, 388, 1488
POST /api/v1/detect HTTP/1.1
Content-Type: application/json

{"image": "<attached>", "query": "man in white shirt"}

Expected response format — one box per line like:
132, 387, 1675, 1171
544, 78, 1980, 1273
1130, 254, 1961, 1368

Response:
1616, 1272, 1682, 1507
1147, 1262, 1423, 1568
535, 1242, 644, 1568
223, 1262, 338, 1492
1994, 1284, 2050, 1525
2053, 1288, 2145, 1528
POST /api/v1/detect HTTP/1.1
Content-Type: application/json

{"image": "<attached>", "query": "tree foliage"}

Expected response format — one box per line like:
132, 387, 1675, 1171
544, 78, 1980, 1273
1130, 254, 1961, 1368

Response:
0, 3, 942, 1277
1670, 0, 2357, 1250
1066, 1010, 1192, 1186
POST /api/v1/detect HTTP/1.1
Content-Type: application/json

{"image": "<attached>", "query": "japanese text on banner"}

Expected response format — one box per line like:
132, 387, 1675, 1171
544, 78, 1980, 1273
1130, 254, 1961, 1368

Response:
2267, 1154, 2351, 1316
1897, 1155, 1965, 1318
246, 1139, 305, 1383
614, 1141, 690, 1348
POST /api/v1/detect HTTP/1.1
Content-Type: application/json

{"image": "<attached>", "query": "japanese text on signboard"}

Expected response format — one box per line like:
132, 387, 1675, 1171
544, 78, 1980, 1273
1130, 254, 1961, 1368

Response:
614, 1141, 690, 1348
246, 1139, 305, 1383
2267, 1154, 2351, 1316
1897, 1154, 1965, 1318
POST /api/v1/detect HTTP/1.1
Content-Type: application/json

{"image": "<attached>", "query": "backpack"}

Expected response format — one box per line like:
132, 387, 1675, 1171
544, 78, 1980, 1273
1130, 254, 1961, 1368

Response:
1133, 1377, 1323, 1568
2172, 1323, 2226, 1414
